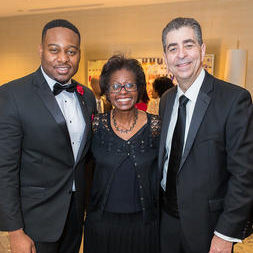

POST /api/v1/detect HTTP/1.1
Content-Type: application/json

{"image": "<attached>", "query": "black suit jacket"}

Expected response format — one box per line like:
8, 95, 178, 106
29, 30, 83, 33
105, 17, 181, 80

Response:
159, 71, 253, 252
0, 68, 96, 242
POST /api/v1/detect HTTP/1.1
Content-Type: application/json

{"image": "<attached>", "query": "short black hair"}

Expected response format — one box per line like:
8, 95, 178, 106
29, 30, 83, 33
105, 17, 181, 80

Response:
42, 19, 81, 44
153, 76, 174, 97
100, 54, 146, 102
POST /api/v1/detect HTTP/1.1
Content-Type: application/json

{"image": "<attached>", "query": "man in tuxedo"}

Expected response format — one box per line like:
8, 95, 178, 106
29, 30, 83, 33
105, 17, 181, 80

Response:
159, 17, 253, 253
0, 19, 96, 253
90, 76, 112, 113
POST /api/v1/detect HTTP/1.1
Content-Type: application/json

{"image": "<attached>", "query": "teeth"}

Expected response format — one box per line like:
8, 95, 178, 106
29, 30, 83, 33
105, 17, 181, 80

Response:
177, 62, 190, 67
117, 98, 131, 102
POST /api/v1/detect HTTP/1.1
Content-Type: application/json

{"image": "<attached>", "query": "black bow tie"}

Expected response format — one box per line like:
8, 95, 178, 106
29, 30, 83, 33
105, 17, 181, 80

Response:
53, 82, 76, 96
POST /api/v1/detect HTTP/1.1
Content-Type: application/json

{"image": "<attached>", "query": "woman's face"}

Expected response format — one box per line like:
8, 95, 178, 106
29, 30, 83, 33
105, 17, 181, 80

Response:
108, 69, 138, 111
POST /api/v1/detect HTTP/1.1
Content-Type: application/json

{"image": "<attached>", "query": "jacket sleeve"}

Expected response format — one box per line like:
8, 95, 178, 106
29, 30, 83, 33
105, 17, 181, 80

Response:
0, 85, 24, 231
80, 83, 97, 114
215, 88, 253, 239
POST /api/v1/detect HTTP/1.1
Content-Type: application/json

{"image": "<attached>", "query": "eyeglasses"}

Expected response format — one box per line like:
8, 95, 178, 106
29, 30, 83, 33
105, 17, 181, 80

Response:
109, 83, 137, 93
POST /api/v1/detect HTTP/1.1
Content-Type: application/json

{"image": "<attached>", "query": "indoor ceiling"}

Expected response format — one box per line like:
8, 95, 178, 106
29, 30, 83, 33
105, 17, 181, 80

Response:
1, 0, 211, 18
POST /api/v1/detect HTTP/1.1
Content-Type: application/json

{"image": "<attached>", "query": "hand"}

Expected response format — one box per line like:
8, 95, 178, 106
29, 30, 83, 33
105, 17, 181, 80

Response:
8, 229, 36, 253
209, 235, 233, 253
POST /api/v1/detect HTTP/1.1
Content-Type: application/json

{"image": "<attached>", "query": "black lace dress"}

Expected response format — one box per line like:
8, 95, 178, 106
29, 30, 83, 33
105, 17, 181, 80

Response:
84, 112, 161, 253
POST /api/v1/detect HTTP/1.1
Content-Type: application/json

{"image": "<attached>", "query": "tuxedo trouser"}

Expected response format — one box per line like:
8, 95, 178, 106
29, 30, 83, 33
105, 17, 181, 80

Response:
34, 193, 83, 253
160, 209, 193, 253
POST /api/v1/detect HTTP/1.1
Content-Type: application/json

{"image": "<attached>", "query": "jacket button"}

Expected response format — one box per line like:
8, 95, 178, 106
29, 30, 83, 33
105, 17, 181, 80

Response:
139, 185, 143, 189
134, 162, 138, 166
140, 197, 144, 201
137, 174, 141, 178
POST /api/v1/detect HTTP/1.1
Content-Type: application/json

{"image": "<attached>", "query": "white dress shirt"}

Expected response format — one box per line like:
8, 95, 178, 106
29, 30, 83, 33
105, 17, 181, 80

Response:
161, 68, 204, 190
161, 68, 241, 243
41, 67, 86, 191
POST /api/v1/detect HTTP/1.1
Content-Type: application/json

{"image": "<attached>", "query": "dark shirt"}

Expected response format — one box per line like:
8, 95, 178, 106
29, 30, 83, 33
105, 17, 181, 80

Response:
87, 112, 161, 223
105, 157, 141, 213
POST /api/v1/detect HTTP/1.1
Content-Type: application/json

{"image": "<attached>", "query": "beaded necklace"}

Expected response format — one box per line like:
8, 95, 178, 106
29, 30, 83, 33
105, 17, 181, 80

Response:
112, 108, 138, 133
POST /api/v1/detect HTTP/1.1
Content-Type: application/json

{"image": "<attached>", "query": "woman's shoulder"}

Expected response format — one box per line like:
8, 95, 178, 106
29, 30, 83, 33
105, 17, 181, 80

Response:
146, 113, 161, 137
92, 112, 110, 132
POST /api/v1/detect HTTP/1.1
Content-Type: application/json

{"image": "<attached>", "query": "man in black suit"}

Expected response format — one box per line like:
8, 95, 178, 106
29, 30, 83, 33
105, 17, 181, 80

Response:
0, 19, 96, 253
159, 17, 253, 253
90, 76, 112, 113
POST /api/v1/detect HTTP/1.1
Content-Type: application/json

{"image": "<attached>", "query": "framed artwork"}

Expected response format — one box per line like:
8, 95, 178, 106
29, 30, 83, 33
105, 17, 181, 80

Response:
203, 54, 214, 75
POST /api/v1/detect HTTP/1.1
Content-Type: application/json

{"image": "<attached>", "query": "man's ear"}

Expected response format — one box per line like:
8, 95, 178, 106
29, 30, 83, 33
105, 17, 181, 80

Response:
201, 43, 206, 62
163, 52, 170, 73
38, 44, 43, 59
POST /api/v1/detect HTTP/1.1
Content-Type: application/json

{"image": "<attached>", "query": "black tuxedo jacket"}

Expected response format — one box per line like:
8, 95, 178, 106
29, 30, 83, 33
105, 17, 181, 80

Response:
0, 68, 96, 242
159, 71, 253, 252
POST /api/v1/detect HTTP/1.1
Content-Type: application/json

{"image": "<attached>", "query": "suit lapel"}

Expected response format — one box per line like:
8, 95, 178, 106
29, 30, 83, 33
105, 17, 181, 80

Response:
158, 88, 177, 171
32, 69, 70, 141
179, 71, 214, 172
74, 84, 90, 164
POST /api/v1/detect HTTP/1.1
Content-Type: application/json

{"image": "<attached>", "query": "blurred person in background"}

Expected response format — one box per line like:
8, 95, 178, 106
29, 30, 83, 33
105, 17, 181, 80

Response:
90, 76, 112, 113
147, 76, 174, 115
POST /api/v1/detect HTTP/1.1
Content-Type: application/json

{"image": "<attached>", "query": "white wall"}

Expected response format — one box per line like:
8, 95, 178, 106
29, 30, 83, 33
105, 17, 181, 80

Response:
0, 0, 253, 94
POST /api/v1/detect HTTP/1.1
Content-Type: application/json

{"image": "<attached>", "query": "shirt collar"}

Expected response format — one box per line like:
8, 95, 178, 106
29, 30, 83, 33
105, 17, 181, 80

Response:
40, 66, 71, 92
177, 68, 205, 103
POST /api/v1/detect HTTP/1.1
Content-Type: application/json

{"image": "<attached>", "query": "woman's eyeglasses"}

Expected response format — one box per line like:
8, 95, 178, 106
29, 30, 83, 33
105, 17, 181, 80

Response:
109, 83, 137, 93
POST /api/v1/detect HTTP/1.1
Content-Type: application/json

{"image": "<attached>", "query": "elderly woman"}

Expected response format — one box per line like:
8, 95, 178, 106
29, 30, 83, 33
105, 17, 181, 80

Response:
84, 55, 160, 253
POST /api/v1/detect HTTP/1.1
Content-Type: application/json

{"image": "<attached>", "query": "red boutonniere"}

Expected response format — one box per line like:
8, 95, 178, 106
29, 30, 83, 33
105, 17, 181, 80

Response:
76, 85, 84, 96
91, 114, 94, 121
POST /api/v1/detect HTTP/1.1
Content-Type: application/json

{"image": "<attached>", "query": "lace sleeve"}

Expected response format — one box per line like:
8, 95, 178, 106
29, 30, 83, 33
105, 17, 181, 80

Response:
92, 114, 100, 132
92, 113, 110, 132
150, 114, 161, 138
